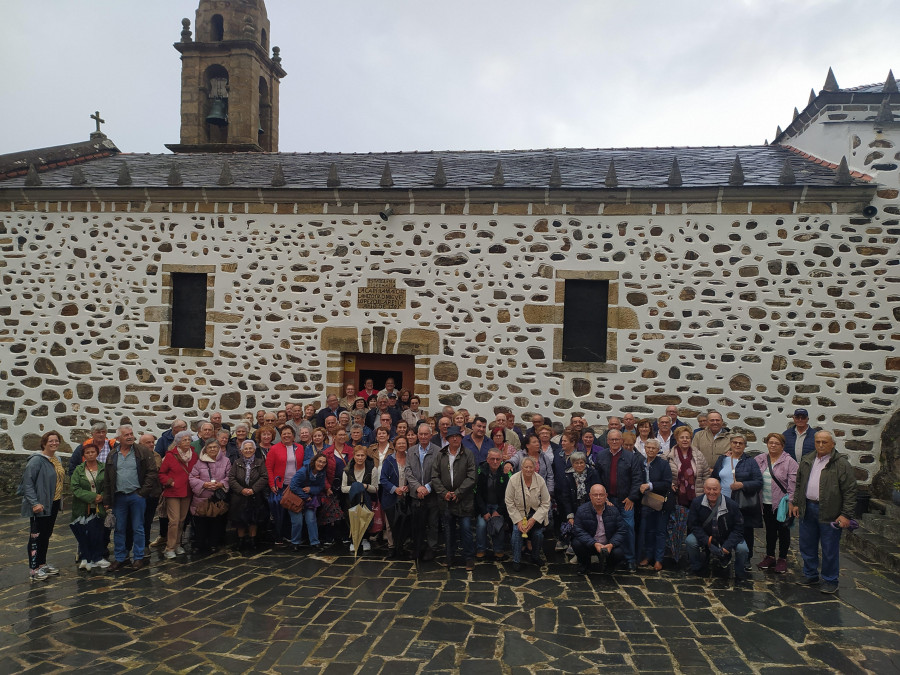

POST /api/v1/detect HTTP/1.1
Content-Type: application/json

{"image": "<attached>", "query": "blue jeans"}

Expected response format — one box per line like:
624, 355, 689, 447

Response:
638, 506, 666, 563
610, 497, 635, 563
113, 492, 146, 562
799, 500, 842, 583
685, 533, 749, 578
475, 504, 504, 554
289, 507, 320, 546
443, 512, 474, 561
511, 522, 545, 563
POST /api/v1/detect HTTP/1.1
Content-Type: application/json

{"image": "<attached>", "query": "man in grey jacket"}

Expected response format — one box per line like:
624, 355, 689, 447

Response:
406, 423, 440, 561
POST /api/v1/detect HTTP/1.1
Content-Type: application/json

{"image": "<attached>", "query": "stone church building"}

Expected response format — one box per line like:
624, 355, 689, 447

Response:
0, 1, 898, 495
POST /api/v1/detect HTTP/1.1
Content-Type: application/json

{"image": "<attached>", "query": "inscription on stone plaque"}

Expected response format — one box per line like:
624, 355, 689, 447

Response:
357, 278, 406, 309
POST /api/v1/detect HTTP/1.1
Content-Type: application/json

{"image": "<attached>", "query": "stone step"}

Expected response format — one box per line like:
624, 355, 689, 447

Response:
845, 528, 900, 575
860, 513, 900, 546
868, 498, 900, 521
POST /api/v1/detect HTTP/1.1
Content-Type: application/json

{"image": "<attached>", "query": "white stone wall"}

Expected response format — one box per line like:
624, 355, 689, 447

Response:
1, 193, 898, 484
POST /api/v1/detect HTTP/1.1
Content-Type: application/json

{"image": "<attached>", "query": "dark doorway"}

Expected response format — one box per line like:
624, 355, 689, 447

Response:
345, 353, 415, 394
562, 279, 609, 362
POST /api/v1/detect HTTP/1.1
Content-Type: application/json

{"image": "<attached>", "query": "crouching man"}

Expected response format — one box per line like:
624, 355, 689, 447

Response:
685, 478, 749, 582
572, 484, 625, 574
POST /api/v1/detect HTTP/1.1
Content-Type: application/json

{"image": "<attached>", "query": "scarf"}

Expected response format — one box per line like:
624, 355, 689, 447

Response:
677, 446, 696, 507
574, 470, 588, 503
177, 447, 193, 464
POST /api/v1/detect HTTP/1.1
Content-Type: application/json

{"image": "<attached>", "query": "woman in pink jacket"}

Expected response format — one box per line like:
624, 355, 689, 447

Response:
189, 437, 231, 554
754, 432, 798, 574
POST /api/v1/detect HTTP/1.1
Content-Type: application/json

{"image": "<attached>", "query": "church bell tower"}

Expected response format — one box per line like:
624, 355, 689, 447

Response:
166, 0, 286, 153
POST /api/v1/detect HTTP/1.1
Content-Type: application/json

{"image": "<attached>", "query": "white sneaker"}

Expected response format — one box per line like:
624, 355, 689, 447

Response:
30, 568, 49, 582
79, 560, 89, 570
83, 561, 94, 571
164, 550, 177, 559
94, 558, 111, 569
175, 546, 185, 555
349, 543, 355, 552
362, 539, 371, 552
41, 564, 60, 575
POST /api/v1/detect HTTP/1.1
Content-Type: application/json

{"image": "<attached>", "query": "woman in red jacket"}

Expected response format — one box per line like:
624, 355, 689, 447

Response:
265, 426, 306, 545
158, 430, 198, 558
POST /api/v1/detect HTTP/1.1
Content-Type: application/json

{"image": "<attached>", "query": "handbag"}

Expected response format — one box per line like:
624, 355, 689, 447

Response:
642, 491, 666, 511
279, 486, 305, 513
196, 465, 229, 517
767, 455, 793, 525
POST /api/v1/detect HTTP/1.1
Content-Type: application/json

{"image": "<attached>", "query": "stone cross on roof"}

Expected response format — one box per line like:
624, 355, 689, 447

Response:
90, 110, 106, 139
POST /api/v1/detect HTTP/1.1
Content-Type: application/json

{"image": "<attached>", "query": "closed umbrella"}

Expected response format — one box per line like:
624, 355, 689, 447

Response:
348, 504, 374, 557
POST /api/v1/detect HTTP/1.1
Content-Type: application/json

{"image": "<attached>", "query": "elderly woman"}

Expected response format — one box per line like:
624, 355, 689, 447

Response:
713, 433, 763, 569
341, 446, 379, 553
159, 430, 198, 558
489, 423, 517, 463
70, 439, 111, 571
189, 437, 231, 554
666, 426, 710, 563
559, 451, 600, 525
637, 439, 672, 571
754, 432, 798, 574
506, 434, 555, 496
228, 439, 269, 552
265, 425, 306, 546
228, 423, 252, 461
380, 436, 411, 558
21, 431, 66, 582
288, 452, 328, 550
505, 456, 552, 572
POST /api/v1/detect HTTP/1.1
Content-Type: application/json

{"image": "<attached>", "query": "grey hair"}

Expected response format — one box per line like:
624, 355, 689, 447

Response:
118, 424, 133, 434
521, 456, 537, 470
234, 422, 250, 433
240, 439, 257, 450
350, 423, 364, 433
90, 422, 108, 433
203, 437, 220, 449
174, 430, 193, 443
645, 439, 661, 450
569, 451, 587, 464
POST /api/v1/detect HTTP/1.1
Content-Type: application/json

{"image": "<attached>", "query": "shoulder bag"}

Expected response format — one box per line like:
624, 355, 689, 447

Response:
767, 455, 793, 525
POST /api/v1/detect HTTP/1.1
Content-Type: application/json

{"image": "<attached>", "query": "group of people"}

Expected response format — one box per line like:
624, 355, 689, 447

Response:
18, 388, 858, 592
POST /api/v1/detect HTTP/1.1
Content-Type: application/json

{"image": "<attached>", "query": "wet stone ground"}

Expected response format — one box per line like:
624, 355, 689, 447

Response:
1, 499, 899, 674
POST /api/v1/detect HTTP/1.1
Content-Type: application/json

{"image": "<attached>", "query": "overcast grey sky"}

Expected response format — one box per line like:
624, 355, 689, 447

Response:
2, 1, 897, 155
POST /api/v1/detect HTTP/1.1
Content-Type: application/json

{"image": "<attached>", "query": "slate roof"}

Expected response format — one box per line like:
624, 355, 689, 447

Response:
0, 145, 869, 190
0, 136, 120, 181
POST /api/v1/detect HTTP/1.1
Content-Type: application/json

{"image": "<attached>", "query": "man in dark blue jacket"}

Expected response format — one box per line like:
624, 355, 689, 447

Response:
782, 408, 821, 460
686, 478, 749, 582
572, 484, 625, 574
593, 430, 642, 571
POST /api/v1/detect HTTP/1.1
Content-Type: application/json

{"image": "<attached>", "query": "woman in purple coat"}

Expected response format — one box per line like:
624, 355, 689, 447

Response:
189, 437, 231, 554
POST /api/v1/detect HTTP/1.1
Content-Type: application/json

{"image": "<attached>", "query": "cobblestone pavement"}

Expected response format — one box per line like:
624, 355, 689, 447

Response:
1, 500, 899, 674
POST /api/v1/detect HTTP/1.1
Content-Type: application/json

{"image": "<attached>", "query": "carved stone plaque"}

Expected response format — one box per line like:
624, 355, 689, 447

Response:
357, 278, 406, 309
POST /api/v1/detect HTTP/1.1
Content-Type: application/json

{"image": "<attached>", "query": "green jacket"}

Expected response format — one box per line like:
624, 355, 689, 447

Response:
791, 449, 857, 522
71, 462, 107, 521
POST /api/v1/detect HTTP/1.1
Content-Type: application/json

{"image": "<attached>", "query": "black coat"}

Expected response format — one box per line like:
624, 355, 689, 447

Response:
474, 463, 509, 516
559, 466, 601, 520
711, 454, 763, 528
593, 449, 642, 502
573, 501, 625, 550
687, 495, 744, 552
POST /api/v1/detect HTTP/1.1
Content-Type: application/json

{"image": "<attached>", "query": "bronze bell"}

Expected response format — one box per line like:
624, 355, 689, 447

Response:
206, 99, 228, 126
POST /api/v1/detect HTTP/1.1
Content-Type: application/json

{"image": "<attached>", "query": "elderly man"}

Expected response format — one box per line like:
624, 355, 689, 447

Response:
285, 405, 307, 438
596, 417, 623, 449
432, 416, 452, 449
691, 411, 731, 468
493, 412, 521, 450
192, 422, 216, 454
432, 426, 478, 570
783, 408, 821, 461
155, 419, 187, 458
593, 430, 642, 571
323, 413, 340, 446
340, 382, 358, 411
622, 413, 637, 435
656, 415, 675, 454
406, 424, 441, 561
316, 394, 347, 428
686, 478, 749, 582
524, 413, 545, 441
138, 432, 161, 556
790, 431, 857, 594
653, 406, 690, 434
69, 422, 114, 475
103, 425, 158, 571
572, 484, 626, 574
209, 411, 230, 434
366, 394, 398, 430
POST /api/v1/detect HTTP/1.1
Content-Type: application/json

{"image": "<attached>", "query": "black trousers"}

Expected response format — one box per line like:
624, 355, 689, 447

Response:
762, 503, 791, 558
28, 499, 60, 570
193, 515, 226, 551
572, 539, 625, 572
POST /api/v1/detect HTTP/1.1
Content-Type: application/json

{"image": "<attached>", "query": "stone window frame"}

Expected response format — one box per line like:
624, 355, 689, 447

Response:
145, 264, 217, 357
524, 270, 634, 374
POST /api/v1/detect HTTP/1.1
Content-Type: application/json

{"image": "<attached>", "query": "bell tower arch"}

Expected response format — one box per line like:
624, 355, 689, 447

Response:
166, 0, 286, 153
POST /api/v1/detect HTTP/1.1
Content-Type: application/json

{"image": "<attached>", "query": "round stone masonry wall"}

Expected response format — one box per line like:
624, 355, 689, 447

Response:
0, 192, 898, 490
